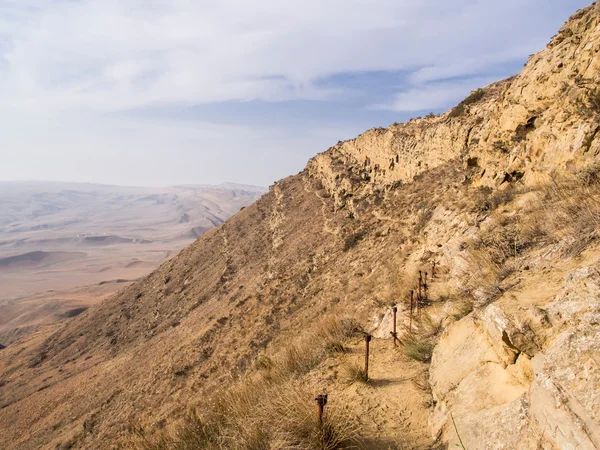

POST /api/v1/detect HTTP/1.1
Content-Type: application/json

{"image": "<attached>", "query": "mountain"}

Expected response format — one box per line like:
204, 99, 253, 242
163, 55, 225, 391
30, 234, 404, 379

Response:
0, 182, 265, 347
2, 4, 600, 449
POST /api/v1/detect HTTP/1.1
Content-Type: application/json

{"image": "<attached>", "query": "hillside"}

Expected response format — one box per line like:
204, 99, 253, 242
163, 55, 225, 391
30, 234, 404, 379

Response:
1, 3, 600, 449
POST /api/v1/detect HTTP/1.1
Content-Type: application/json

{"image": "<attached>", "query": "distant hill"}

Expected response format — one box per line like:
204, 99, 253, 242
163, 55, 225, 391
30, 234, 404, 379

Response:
0, 250, 86, 270
0, 181, 265, 346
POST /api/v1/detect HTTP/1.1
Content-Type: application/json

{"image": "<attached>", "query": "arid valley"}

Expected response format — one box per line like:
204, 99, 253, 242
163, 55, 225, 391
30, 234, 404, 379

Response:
0, 182, 265, 346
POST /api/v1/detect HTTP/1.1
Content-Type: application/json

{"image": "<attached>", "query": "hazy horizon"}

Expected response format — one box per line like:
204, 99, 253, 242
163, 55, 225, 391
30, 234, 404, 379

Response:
0, 179, 268, 189
0, 0, 590, 187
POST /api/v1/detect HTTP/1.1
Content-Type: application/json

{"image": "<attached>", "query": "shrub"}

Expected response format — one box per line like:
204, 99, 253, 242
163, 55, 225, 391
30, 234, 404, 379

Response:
577, 88, 600, 116
462, 89, 486, 106
492, 140, 509, 153
448, 103, 466, 118
471, 185, 518, 214
578, 163, 600, 185
448, 89, 486, 118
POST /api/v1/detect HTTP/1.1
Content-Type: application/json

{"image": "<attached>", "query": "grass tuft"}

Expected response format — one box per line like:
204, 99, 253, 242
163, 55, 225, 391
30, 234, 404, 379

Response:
450, 298, 474, 321
342, 361, 369, 385
403, 335, 434, 363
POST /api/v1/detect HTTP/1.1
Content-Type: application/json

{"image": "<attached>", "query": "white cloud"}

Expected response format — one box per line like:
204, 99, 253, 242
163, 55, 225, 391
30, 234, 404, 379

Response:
373, 77, 499, 112
0, 0, 578, 112
0, 0, 590, 185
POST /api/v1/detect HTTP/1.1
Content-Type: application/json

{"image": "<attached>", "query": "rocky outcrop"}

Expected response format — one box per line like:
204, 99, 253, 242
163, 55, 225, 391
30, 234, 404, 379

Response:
429, 261, 600, 449
308, 3, 600, 206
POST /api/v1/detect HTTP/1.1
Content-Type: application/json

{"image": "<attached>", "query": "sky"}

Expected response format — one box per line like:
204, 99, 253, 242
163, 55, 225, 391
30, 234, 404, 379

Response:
0, 0, 591, 187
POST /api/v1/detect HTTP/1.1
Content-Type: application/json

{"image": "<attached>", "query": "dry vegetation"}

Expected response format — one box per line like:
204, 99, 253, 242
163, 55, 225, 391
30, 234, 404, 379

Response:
5, 156, 600, 449
459, 165, 600, 304
448, 88, 487, 118
342, 361, 369, 385
144, 161, 600, 449
130, 316, 363, 450
402, 335, 434, 363
132, 380, 360, 450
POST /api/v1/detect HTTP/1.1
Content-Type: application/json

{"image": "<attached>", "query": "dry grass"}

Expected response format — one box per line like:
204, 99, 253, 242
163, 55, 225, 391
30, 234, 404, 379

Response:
449, 298, 474, 321
471, 185, 518, 214
458, 245, 512, 306
459, 169, 600, 305
448, 89, 487, 118
131, 316, 363, 449
379, 261, 415, 308
403, 334, 434, 363
342, 360, 369, 385
269, 316, 361, 378
132, 379, 361, 450
535, 177, 600, 256
418, 314, 444, 339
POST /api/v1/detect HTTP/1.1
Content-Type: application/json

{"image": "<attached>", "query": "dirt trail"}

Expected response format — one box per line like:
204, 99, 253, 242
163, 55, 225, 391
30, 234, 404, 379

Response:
346, 340, 433, 448
315, 334, 434, 449
344, 263, 450, 449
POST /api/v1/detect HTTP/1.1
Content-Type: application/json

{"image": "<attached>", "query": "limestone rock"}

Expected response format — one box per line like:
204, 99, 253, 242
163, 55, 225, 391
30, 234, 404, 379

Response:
429, 261, 600, 449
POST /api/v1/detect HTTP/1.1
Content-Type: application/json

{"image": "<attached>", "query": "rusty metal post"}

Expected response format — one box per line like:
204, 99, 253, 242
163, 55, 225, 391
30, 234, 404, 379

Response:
390, 306, 398, 346
364, 334, 372, 381
315, 394, 328, 426
418, 280, 423, 319
409, 290, 414, 334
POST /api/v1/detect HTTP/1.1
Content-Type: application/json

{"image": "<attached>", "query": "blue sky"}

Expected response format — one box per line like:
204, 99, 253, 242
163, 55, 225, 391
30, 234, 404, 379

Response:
0, 0, 591, 187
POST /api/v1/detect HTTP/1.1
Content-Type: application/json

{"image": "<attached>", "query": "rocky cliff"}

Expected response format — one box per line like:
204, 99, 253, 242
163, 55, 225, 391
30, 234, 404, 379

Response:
1, 3, 600, 450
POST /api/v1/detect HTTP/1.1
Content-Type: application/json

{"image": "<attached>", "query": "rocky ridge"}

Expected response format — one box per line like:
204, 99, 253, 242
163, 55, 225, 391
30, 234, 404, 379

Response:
1, 3, 600, 450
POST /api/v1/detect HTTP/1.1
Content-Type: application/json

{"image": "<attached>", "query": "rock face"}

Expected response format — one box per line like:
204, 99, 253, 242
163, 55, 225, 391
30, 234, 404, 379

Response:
429, 262, 600, 449
309, 2, 600, 207
2, 4, 600, 450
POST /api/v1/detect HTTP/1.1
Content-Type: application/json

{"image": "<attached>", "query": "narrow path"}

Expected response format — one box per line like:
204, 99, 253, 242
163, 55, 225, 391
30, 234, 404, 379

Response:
321, 338, 434, 449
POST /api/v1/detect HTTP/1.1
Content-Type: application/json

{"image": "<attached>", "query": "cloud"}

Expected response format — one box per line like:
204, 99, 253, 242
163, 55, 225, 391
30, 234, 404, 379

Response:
373, 77, 499, 112
0, 0, 591, 185
0, 0, 584, 113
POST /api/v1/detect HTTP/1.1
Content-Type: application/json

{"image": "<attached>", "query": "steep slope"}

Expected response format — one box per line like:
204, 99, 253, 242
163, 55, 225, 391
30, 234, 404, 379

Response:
2, 3, 600, 449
